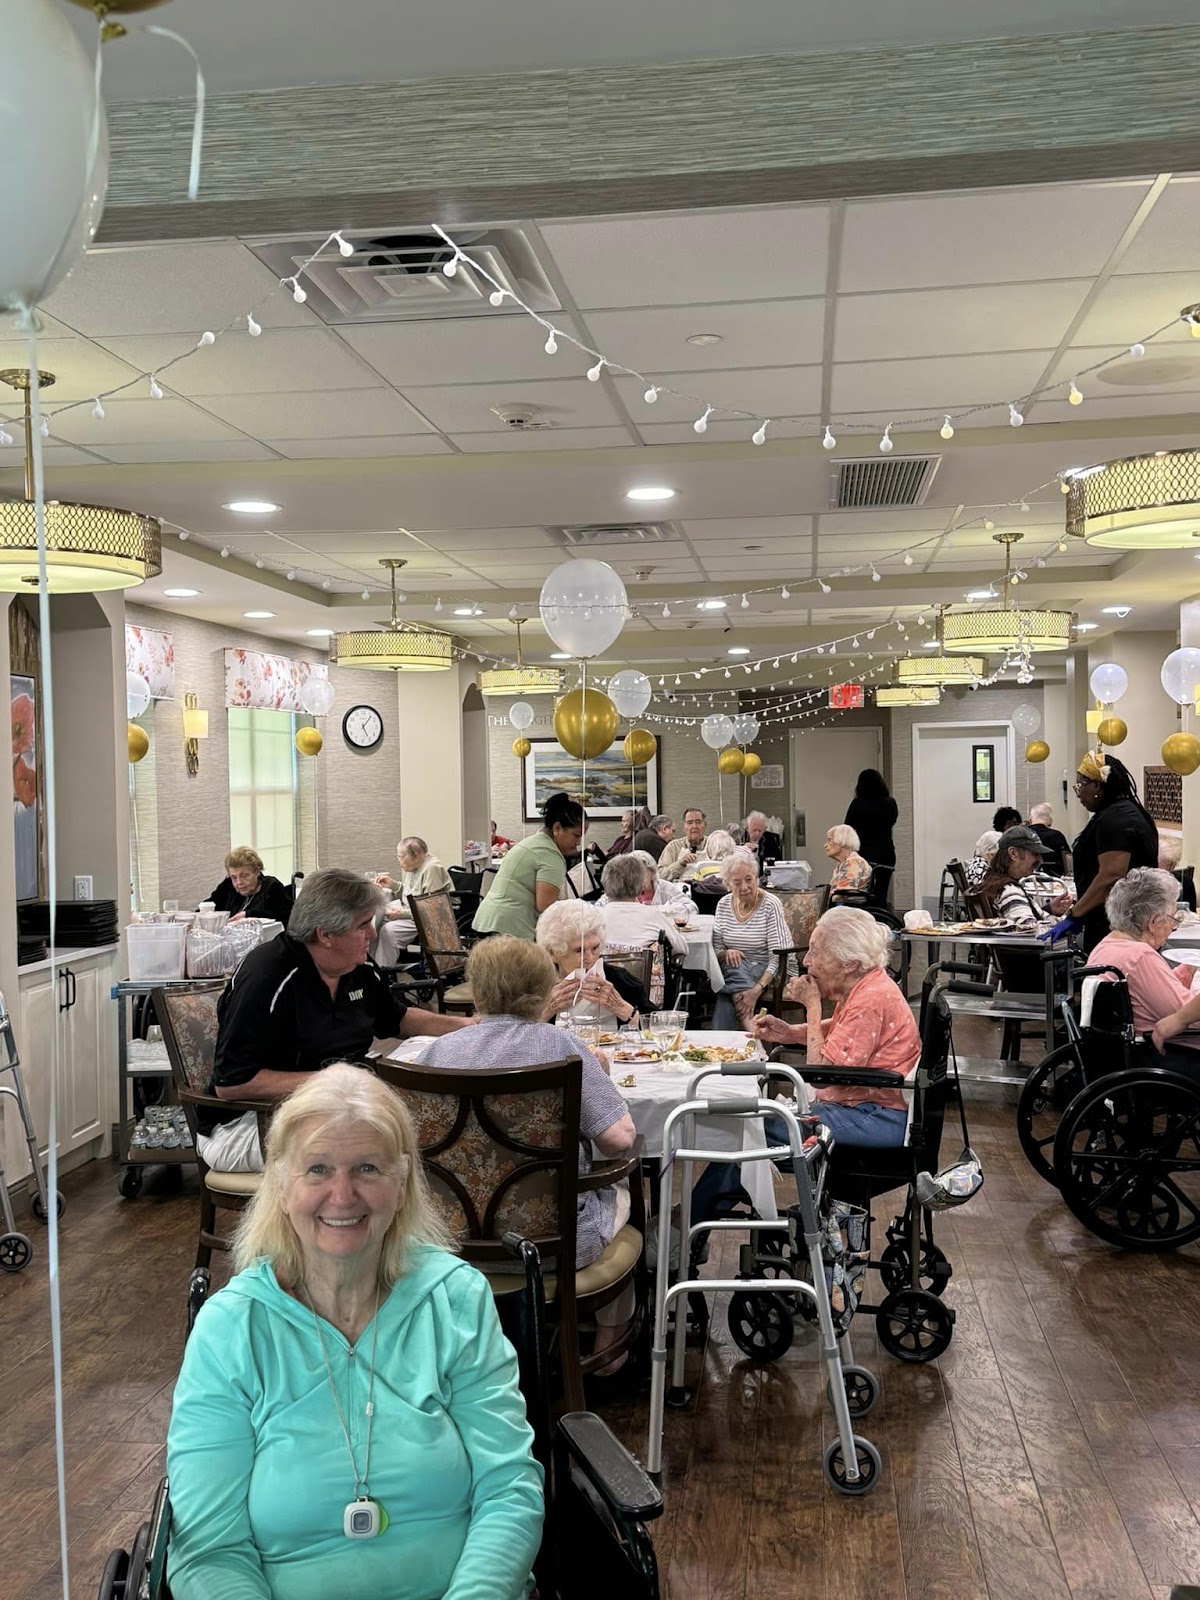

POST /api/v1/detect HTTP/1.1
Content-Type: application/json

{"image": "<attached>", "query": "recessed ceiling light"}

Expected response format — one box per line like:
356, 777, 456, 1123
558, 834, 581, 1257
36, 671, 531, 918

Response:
625, 485, 676, 503
243, 610, 275, 619
923, 639, 940, 649
1074, 621, 1098, 632
698, 599, 727, 611
550, 652, 572, 660
965, 588, 996, 601
453, 606, 476, 616
305, 628, 334, 637
1101, 605, 1132, 617
727, 646, 751, 656
163, 587, 200, 598
686, 333, 724, 347
224, 499, 280, 514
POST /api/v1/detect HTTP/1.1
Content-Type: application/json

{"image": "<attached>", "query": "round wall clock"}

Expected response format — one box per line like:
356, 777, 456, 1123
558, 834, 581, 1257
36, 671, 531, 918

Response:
342, 704, 383, 750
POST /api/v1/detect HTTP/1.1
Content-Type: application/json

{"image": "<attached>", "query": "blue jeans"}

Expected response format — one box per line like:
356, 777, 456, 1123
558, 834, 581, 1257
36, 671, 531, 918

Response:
713, 954, 770, 1030
765, 1101, 907, 1151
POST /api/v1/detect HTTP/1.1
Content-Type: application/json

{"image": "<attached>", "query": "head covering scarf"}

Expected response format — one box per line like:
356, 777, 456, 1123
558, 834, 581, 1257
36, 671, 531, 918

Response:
1077, 750, 1109, 784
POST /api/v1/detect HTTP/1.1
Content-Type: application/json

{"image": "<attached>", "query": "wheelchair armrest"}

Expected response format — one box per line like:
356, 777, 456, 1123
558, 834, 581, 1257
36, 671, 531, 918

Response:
178, 1087, 275, 1115
943, 979, 996, 997
557, 1412, 663, 1522
937, 961, 989, 978
785, 1065, 908, 1090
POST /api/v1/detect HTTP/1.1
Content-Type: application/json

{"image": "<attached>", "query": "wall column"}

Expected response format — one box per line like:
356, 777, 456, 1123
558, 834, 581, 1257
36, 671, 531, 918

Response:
395, 670, 466, 870
1179, 604, 1200, 868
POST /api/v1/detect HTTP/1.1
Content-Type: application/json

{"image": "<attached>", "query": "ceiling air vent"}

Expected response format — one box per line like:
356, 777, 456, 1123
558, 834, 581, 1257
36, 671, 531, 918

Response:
550, 523, 682, 549
830, 455, 941, 510
249, 227, 560, 325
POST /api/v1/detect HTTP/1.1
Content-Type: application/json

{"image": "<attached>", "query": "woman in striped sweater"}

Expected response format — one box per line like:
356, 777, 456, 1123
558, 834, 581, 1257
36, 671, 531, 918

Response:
711, 849, 791, 1029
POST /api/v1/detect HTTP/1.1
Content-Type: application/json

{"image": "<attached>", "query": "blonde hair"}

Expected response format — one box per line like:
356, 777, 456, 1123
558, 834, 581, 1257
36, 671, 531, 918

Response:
702, 830, 737, 862
225, 845, 264, 873
536, 898, 605, 961
467, 935, 555, 1021
232, 1063, 451, 1286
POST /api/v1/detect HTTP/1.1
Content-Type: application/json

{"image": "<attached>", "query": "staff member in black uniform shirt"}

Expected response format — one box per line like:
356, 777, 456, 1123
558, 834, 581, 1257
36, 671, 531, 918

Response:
196, 867, 469, 1172
205, 845, 294, 926
1044, 753, 1159, 952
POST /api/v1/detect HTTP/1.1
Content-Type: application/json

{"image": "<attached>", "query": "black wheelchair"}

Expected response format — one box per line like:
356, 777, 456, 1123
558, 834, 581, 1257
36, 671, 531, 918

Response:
1017, 968, 1200, 1251
728, 990, 964, 1367
99, 1239, 663, 1600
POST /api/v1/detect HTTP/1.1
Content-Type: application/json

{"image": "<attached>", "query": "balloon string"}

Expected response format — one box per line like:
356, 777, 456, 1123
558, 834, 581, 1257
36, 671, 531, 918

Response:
577, 659, 588, 995
122, 24, 206, 200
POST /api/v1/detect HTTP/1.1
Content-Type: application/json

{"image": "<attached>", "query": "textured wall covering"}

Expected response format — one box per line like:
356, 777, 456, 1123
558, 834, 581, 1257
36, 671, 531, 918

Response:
101, 28, 1200, 239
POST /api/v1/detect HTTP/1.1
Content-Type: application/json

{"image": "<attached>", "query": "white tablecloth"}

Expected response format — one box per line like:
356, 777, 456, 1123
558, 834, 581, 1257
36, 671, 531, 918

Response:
679, 912, 725, 992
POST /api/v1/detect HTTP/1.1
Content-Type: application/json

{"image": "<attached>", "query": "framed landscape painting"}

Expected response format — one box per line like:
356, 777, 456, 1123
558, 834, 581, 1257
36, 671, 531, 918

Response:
522, 737, 660, 821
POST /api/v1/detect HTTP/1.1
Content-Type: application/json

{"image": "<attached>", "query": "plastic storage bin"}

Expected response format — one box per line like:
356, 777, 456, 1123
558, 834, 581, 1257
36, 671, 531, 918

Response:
125, 923, 188, 982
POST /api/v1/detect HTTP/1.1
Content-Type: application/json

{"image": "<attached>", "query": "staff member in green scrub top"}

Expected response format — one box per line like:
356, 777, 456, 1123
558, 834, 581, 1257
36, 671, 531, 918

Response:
472, 791, 585, 942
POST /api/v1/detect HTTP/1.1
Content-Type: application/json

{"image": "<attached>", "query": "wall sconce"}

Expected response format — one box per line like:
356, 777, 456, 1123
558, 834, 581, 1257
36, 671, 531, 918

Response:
1085, 708, 1104, 735
182, 690, 208, 776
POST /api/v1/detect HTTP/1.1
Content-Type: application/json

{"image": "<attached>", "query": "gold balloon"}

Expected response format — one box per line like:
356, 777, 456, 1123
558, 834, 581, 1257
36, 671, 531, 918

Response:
718, 747, 745, 775
295, 727, 323, 758
622, 728, 656, 767
741, 751, 762, 778
554, 687, 619, 760
1024, 739, 1050, 764
127, 723, 149, 764
1097, 717, 1128, 747
1163, 733, 1200, 776
512, 736, 532, 759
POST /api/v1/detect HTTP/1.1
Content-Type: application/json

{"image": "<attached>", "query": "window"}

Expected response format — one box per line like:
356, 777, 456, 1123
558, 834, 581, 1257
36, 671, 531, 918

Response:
227, 708, 299, 881
972, 744, 995, 805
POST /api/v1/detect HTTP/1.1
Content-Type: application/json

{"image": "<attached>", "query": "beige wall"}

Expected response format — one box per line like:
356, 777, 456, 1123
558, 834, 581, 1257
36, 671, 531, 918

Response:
1087, 631, 1178, 820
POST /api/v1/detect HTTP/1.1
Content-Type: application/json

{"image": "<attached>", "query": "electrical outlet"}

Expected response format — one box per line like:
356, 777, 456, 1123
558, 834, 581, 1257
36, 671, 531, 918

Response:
74, 875, 93, 900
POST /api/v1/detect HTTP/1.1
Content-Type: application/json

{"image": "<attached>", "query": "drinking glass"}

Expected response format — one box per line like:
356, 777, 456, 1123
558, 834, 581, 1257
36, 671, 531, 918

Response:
650, 1009, 688, 1053
162, 899, 179, 916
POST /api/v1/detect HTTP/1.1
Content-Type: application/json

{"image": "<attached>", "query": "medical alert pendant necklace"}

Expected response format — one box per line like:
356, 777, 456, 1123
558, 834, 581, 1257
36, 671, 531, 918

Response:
303, 1283, 388, 1539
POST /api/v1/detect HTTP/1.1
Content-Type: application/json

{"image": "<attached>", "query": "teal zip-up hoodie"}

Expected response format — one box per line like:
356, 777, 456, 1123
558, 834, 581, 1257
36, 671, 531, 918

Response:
166, 1247, 543, 1600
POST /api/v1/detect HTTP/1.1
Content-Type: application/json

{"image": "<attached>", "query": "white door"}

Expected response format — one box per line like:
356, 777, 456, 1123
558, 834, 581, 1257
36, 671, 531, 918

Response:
789, 728, 884, 869
11, 972, 59, 1180
913, 723, 1014, 907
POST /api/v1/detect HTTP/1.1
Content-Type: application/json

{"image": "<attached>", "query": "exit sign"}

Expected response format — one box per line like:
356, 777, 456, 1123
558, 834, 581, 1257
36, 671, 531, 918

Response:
830, 684, 864, 710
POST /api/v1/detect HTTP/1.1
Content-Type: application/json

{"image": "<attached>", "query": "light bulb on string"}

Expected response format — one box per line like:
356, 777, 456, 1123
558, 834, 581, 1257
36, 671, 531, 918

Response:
434, 597, 443, 613
662, 602, 671, 617
488, 288, 505, 307
1058, 540, 1068, 552
322, 578, 332, 590
1130, 342, 1146, 359
879, 425, 894, 453
442, 251, 461, 277
984, 519, 995, 531
1068, 380, 1083, 406
197, 330, 215, 348
91, 398, 105, 420
903, 551, 914, 566
940, 416, 955, 440
284, 277, 307, 303
644, 385, 658, 404
1020, 499, 1030, 512
586, 358, 604, 382
1060, 477, 1072, 495
544, 330, 558, 355
333, 232, 354, 257
819, 579, 831, 594
693, 406, 713, 434
255, 558, 265, 569
752, 420, 768, 445
38, 416, 49, 438
870, 565, 881, 582
362, 588, 371, 600
0, 425, 11, 446
780, 585, 790, 599
286, 570, 296, 582
1009, 403, 1024, 427
246, 312, 262, 337
220, 547, 230, 559
822, 425, 836, 450
177, 530, 189, 541
149, 375, 164, 400
741, 593, 750, 609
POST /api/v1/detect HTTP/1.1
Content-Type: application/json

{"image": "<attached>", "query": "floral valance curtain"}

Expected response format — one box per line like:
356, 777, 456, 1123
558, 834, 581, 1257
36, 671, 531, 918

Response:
224, 648, 329, 712
125, 624, 175, 700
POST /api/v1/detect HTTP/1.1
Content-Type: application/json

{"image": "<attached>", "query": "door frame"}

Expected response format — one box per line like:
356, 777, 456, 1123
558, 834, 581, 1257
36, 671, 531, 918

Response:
912, 719, 1016, 906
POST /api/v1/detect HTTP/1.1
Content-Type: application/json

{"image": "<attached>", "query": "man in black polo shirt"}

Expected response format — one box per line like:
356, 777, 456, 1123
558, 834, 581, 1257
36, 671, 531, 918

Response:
1027, 803, 1072, 877
197, 867, 469, 1172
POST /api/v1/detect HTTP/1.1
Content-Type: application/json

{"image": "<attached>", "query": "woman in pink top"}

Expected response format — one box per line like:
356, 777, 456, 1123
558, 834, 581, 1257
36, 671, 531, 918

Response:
756, 907, 919, 1148
1091, 868, 1200, 1075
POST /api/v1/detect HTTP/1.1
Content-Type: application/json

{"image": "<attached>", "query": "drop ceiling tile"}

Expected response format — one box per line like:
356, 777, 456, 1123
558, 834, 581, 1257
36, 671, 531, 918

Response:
264, 435, 454, 458
407, 528, 558, 550
1115, 178, 1200, 275
7, 444, 105, 469
95, 328, 383, 397
95, 440, 280, 463
834, 280, 1092, 363
199, 389, 434, 438
635, 418, 815, 444
831, 351, 1055, 414
44, 242, 317, 337
1060, 273, 1198, 351
1029, 392, 1200, 425
449, 426, 634, 452
403, 379, 621, 433
820, 510, 953, 537
584, 299, 825, 374
612, 365, 822, 423
337, 315, 592, 385
541, 207, 830, 308
840, 181, 1149, 292
683, 517, 814, 542
47, 396, 247, 446
0, 337, 143, 407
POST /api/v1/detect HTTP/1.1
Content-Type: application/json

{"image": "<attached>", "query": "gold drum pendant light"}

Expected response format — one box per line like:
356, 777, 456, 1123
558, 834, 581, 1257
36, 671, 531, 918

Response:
330, 559, 453, 671
939, 531, 1073, 655
0, 370, 161, 592
876, 685, 942, 707
477, 618, 563, 697
1065, 446, 1200, 550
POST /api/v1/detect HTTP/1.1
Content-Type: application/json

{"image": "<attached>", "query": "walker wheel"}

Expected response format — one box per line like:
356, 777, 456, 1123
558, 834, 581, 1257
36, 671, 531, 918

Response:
876, 1288, 955, 1363
878, 1239, 952, 1297
187, 1267, 211, 1335
828, 1364, 879, 1418
119, 1166, 144, 1200
30, 1189, 65, 1223
0, 1231, 33, 1272
727, 1292, 795, 1362
822, 1435, 881, 1496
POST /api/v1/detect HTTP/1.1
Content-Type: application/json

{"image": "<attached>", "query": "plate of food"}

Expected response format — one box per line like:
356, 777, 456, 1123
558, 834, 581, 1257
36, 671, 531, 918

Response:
613, 1047, 663, 1064
677, 1043, 763, 1065
597, 1031, 625, 1046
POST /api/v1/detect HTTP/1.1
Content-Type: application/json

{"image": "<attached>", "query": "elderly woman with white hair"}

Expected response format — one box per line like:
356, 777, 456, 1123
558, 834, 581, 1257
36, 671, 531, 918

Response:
756, 906, 919, 1147
600, 853, 690, 957
1090, 868, 1200, 1073
824, 824, 872, 900
711, 849, 791, 1030
535, 898, 649, 1029
964, 829, 1002, 890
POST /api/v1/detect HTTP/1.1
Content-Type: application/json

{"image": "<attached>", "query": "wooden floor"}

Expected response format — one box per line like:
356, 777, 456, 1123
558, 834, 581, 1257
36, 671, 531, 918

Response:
4, 1083, 1200, 1599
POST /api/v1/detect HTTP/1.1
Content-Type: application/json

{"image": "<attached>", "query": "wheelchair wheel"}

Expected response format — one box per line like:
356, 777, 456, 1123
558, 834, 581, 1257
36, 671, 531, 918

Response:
1053, 1070, 1200, 1251
96, 1546, 129, 1600
0, 1231, 32, 1273
187, 1267, 211, 1336
878, 1238, 952, 1297
828, 1363, 879, 1418
822, 1435, 881, 1496
1017, 1043, 1084, 1184
876, 1288, 955, 1363
30, 1189, 65, 1222
727, 1292, 795, 1361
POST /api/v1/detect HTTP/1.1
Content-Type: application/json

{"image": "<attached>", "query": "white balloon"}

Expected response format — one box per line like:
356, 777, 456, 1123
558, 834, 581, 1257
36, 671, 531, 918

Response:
300, 675, 336, 716
608, 669, 652, 718
1089, 662, 1128, 705
538, 560, 629, 659
0, 0, 109, 313
701, 714, 734, 750
1162, 648, 1200, 707
509, 700, 535, 731
126, 672, 151, 719
1011, 702, 1041, 737
731, 713, 760, 744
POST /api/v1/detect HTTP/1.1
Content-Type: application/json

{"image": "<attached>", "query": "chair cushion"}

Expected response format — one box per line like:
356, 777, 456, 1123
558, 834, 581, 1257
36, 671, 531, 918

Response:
443, 982, 474, 1007
204, 1169, 262, 1197
482, 1225, 642, 1301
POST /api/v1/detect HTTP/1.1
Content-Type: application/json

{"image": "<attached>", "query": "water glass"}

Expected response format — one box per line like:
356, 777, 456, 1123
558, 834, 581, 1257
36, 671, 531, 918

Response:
162, 899, 179, 916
